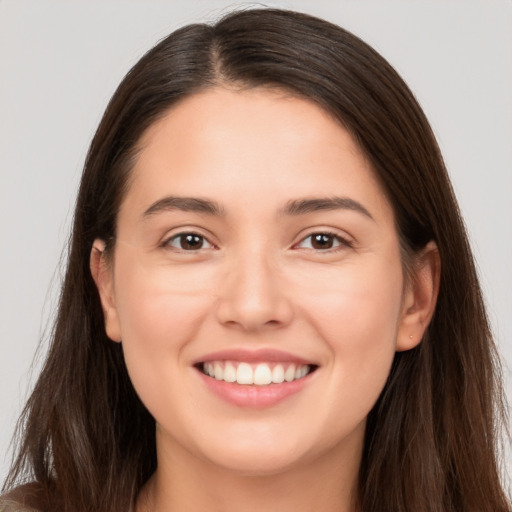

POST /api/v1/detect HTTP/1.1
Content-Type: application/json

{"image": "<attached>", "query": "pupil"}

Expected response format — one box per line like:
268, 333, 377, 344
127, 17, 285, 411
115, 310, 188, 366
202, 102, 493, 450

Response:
181, 234, 202, 250
312, 234, 333, 249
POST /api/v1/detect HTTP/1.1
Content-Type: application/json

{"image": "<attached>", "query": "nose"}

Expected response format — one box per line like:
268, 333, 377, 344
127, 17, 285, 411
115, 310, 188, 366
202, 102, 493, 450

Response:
215, 250, 294, 332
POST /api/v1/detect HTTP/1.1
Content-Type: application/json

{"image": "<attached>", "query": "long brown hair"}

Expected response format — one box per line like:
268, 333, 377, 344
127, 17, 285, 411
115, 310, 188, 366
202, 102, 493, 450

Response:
2, 8, 510, 512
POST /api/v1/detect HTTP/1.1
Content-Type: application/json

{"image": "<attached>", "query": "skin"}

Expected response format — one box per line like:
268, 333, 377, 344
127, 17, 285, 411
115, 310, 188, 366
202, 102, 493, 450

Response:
91, 87, 439, 512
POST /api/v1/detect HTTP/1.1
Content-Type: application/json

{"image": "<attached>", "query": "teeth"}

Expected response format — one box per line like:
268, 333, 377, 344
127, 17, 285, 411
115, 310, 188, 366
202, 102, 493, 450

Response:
202, 361, 312, 386
237, 362, 253, 384
206, 362, 215, 377
214, 363, 223, 380
254, 364, 272, 386
296, 365, 308, 379
271, 364, 285, 383
284, 364, 296, 382
223, 362, 237, 383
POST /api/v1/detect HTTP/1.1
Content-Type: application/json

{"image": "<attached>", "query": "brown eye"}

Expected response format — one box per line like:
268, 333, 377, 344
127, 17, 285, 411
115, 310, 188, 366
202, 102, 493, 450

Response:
297, 232, 349, 251
167, 233, 212, 251
311, 234, 335, 249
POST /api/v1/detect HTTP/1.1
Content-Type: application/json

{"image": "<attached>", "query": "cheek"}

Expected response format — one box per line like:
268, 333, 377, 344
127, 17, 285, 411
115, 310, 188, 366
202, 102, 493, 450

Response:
297, 255, 403, 336
111, 252, 217, 394
113, 249, 217, 341
293, 256, 404, 410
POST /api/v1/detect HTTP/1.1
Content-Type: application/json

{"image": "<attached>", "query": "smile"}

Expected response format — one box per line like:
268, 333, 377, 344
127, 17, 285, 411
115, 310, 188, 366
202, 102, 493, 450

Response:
194, 349, 319, 407
200, 361, 314, 386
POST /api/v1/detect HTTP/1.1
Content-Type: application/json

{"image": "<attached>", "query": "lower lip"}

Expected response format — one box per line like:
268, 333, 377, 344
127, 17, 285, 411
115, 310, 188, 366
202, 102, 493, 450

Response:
196, 368, 315, 408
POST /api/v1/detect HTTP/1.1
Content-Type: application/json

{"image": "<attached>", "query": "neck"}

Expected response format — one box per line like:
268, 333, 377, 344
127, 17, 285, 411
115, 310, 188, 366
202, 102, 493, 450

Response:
136, 427, 362, 512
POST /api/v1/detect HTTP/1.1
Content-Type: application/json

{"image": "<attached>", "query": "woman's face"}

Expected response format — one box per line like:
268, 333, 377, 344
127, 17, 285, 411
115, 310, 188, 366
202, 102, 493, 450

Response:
93, 87, 426, 476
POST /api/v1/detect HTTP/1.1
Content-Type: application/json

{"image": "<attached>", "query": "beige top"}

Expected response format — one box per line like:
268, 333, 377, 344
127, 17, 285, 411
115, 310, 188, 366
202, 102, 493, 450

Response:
0, 497, 39, 512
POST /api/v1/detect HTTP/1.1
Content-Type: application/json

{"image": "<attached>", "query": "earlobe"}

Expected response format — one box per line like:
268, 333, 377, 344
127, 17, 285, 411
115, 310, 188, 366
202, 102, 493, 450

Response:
90, 239, 122, 342
396, 241, 440, 352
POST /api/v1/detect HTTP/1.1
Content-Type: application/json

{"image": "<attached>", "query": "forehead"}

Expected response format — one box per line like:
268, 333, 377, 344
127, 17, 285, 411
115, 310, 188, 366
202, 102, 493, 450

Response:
121, 87, 393, 224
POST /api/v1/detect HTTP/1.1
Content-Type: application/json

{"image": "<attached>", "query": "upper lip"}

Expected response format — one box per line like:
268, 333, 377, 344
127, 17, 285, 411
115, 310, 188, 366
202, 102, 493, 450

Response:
193, 348, 317, 366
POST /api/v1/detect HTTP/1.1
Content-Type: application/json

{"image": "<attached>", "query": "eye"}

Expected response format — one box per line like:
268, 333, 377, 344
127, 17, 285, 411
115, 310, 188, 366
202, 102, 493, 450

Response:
296, 232, 351, 251
164, 232, 214, 251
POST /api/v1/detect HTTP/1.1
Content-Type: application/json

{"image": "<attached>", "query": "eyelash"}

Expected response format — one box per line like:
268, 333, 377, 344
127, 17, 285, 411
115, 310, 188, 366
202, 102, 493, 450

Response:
295, 232, 353, 252
161, 231, 352, 253
162, 232, 216, 252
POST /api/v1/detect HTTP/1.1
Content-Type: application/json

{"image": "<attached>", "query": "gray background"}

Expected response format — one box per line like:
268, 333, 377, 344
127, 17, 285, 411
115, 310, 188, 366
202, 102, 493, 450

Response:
1, 0, 511, 484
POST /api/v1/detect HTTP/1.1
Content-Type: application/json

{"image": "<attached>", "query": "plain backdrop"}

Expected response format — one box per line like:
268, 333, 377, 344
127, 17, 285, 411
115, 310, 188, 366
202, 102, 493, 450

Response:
1, 0, 511, 484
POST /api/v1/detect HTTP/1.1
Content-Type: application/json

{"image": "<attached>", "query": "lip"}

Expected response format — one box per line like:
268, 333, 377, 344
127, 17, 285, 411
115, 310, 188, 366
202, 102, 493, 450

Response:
196, 369, 316, 408
192, 348, 318, 408
193, 348, 316, 365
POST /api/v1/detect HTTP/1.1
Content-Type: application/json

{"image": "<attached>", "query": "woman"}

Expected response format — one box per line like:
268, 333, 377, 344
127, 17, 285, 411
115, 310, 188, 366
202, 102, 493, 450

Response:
1, 7, 510, 512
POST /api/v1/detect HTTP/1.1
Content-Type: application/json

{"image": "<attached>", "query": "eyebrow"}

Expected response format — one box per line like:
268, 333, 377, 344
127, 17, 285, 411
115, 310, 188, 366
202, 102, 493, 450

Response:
142, 196, 225, 218
280, 197, 374, 220
142, 195, 373, 221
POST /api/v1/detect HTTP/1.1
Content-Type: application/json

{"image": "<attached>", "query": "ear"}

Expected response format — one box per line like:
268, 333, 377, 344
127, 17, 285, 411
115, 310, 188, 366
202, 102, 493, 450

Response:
90, 239, 122, 342
396, 241, 440, 351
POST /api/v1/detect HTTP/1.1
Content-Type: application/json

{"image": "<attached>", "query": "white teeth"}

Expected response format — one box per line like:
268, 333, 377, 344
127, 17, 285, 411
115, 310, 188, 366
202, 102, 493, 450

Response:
206, 362, 215, 377
236, 362, 253, 385
254, 364, 272, 385
296, 365, 308, 379
284, 364, 296, 382
272, 364, 285, 383
214, 363, 223, 381
202, 361, 312, 386
223, 362, 237, 383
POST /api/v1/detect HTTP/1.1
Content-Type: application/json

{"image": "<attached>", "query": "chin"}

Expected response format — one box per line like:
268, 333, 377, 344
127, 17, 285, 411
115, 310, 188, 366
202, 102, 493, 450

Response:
192, 425, 329, 477
205, 447, 305, 477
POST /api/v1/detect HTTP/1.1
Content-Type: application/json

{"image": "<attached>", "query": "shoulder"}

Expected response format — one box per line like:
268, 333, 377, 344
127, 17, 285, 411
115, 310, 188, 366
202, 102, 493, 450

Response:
0, 483, 46, 512
0, 497, 39, 512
